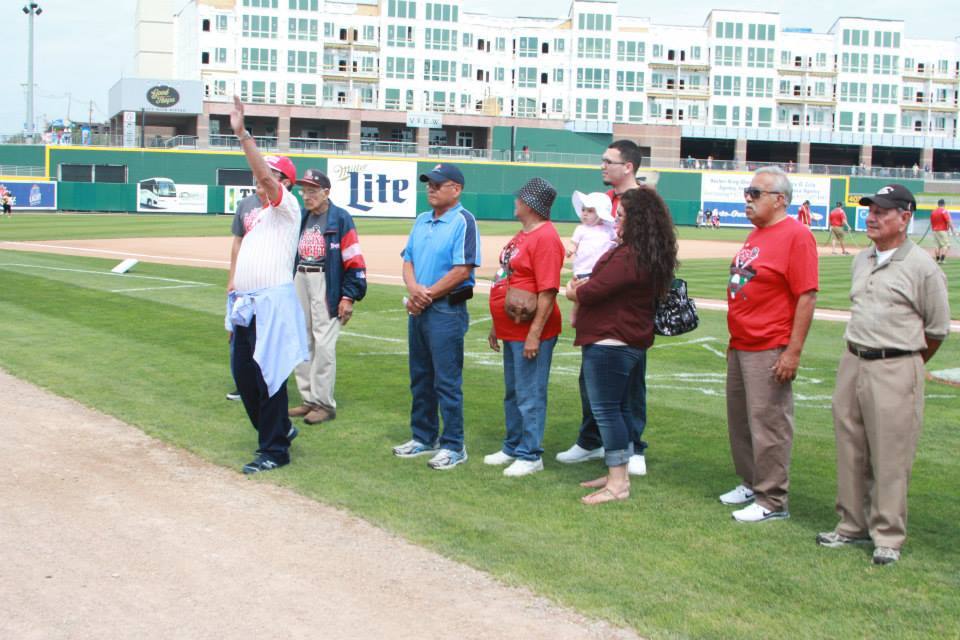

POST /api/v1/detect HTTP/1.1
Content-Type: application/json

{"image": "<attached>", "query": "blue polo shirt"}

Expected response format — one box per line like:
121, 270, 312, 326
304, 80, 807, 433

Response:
401, 202, 481, 288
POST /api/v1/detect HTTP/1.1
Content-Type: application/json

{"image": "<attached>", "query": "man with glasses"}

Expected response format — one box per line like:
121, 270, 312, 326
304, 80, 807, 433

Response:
817, 184, 949, 565
720, 166, 819, 522
287, 168, 367, 426
556, 139, 650, 477
393, 163, 481, 470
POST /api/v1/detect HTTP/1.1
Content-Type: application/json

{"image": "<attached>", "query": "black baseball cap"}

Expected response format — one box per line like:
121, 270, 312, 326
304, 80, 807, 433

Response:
297, 168, 331, 189
419, 163, 465, 186
859, 184, 916, 212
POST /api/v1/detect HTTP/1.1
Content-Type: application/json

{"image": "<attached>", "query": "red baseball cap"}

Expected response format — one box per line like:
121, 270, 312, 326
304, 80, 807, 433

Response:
265, 155, 297, 184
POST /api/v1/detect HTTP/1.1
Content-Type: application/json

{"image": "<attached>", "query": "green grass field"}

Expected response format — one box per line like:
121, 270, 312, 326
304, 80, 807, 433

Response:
1, 247, 957, 639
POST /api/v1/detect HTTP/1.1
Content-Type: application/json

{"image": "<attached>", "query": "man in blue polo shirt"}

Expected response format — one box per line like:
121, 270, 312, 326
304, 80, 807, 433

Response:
393, 163, 481, 470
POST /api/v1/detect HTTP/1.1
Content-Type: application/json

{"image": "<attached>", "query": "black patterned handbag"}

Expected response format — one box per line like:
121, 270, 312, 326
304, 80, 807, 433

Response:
654, 278, 699, 336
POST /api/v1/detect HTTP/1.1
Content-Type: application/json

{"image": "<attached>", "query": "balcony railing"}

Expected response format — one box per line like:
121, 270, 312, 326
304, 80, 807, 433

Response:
209, 134, 278, 151
290, 137, 349, 153
359, 140, 417, 156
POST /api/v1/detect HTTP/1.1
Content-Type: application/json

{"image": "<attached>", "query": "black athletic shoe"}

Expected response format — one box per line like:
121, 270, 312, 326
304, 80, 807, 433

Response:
242, 455, 289, 475
226, 390, 241, 401
287, 426, 299, 443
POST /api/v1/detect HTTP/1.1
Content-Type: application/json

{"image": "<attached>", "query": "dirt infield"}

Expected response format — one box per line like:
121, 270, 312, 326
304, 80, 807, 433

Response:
1, 234, 802, 285
0, 369, 637, 639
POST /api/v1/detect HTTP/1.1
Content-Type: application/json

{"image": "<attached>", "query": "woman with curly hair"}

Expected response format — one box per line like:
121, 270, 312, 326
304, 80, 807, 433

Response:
564, 188, 678, 504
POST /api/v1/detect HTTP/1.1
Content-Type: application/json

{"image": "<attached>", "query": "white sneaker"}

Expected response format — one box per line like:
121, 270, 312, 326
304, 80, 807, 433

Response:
503, 458, 544, 477
719, 484, 755, 505
627, 454, 647, 476
731, 502, 789, 523
483, 450, 515, 466
555, 444, 604, 464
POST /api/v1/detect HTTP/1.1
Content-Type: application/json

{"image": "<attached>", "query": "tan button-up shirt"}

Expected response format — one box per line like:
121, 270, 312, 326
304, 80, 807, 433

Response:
844, 239, 950, 351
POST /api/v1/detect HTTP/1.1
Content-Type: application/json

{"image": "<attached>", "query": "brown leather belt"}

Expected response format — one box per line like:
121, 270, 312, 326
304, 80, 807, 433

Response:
297, 265, 323, 273
847, 343, 915, 360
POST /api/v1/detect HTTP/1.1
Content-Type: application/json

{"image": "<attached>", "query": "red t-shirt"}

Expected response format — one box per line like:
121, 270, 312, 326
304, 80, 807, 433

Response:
930, 207, 951, 231
489, 222, 564, 342
727, 216, 819, 351
828, 207, 847, 227
797, 204, 811, 226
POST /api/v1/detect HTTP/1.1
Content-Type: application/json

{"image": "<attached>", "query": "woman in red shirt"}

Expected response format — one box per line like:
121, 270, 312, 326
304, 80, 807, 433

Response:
565, 188, 678, 504
486, 178, 565, 477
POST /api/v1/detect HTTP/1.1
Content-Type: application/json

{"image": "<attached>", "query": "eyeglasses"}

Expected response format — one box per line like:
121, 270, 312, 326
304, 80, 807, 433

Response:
426, 181, 454, 191
601, 158, 627, 166
743, 187, 782, 199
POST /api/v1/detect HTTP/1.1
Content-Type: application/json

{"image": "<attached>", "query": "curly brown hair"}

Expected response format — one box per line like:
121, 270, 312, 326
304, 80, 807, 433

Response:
619, 188, 678, 299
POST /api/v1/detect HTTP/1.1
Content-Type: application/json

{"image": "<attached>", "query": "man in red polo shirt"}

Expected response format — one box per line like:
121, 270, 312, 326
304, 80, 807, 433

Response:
930, 198, 955, 264
828, 201, 852, 255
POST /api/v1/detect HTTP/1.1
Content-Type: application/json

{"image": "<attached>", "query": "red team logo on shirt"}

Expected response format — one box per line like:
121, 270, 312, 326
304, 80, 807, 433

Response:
298, 226, 326, 260
243, 208, 266, 234
728, 246, 760, 300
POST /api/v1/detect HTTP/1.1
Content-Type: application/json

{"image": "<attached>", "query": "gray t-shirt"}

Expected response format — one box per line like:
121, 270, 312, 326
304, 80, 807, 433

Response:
231, 194, 262, 238
297, 211, 329, 268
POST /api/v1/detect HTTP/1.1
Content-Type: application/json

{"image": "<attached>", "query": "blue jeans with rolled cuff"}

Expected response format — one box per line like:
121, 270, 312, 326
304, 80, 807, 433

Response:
500, 336, 558, 461
581, 344, 647, 467
407, 298, 469, 451
576, 358, 647, 455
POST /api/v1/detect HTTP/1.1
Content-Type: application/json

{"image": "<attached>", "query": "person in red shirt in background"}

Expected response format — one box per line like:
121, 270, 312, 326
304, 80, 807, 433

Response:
486, 178, 564, 478
797, 199, 812, 228
930, 198, 955, 264
720, 166, 819, 523
828, 201, 852, 255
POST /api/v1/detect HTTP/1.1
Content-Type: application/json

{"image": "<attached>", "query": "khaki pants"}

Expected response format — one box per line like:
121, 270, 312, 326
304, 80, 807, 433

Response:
726, 347, 794, 512
831, 350, 925, 549
294, 270, 341, 412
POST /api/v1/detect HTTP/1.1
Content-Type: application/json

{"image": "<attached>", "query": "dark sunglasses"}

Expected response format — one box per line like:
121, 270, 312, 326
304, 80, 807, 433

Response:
743, 187, 783, 199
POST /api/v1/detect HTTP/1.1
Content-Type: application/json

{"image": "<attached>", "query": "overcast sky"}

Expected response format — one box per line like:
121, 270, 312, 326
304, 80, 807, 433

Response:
2, 0, 957, 135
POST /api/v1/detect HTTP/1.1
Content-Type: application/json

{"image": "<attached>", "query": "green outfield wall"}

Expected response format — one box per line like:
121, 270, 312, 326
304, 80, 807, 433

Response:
4, 145, 855, 224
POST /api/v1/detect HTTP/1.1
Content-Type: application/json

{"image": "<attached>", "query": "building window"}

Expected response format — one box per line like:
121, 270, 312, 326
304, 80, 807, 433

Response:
577, 37, 610, 59
577, 13, 611, 31
242, 15, 278, 38
616, 70, 644, 92
201, 51, 210, 64
241, 48, 277, 71
387, 25, 415, 47
287, 50, 317, 73
518, 37, 539, 58
517, 67, 537, 88
288, 0, 318, 10
576, 67, 609, 89
288, 18, 318, 40
387, 0, 416, 19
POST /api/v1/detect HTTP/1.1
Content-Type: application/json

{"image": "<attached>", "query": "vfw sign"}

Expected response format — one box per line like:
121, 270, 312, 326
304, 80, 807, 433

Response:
328, 158, 416, 218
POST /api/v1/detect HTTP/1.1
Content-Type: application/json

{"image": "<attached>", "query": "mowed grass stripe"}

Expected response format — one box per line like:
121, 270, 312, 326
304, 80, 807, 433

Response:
1, 250, 958, 639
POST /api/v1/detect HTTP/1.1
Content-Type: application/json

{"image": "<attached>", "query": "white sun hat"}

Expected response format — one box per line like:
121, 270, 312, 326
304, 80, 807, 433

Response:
571, 190, 614, 222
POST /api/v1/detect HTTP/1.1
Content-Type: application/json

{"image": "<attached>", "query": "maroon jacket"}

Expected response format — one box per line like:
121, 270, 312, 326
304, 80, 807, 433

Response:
574, 244, 656, 348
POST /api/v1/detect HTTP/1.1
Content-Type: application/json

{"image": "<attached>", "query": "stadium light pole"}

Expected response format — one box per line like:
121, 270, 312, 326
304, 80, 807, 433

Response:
23, 2, 43, 144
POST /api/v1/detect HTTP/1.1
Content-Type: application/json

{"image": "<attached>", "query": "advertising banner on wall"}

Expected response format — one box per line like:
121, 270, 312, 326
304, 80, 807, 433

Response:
327, 158, 417, 218
700, 172, 832, 229
0, 181, 57, 210
854, 207, 917, 234
225, 186, 258, 214
136, 178, 207, 213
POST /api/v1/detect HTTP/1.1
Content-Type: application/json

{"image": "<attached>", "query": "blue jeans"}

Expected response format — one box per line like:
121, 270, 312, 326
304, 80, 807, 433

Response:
408, 298, 469, 451
576, 360, 647, 455
581, 344, 648, 467
500, 336, 557, 461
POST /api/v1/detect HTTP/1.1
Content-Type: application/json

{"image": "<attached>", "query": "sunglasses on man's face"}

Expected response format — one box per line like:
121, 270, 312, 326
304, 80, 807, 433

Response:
743, 187, 782, 199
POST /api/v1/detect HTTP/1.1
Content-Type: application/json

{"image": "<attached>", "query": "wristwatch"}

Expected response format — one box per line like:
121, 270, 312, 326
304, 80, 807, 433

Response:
237, 131, 252, 142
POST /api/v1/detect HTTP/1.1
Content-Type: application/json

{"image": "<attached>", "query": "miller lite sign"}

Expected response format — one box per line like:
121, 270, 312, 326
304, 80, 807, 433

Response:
328, 158, 417, 218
